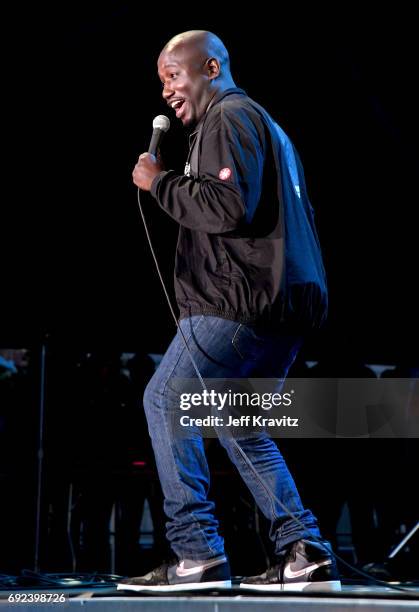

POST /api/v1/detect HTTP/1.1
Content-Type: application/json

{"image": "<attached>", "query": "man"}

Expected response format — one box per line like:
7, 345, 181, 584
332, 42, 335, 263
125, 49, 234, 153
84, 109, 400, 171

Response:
118, 30, 340, 592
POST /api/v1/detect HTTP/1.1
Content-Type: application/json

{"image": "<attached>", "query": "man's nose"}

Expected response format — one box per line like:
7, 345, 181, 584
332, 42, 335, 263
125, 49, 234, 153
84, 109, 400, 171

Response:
162, 84, 174, 100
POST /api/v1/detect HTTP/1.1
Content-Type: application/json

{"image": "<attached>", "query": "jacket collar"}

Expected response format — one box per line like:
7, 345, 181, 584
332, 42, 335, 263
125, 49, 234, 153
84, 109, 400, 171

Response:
188, 88, 247, 138
207, 87, 247, 109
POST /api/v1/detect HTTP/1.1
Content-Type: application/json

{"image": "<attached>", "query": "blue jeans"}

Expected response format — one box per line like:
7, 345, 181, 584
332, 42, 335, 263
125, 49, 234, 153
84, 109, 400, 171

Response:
144, 315, 320, 560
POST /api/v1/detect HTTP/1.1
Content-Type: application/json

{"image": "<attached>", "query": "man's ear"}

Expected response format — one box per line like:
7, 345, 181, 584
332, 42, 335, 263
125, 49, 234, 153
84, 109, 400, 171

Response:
207, 57, 221, 79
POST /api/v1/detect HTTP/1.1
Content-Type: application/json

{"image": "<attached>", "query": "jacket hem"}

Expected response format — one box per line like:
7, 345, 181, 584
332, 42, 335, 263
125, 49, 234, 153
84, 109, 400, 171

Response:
178, 306, 259, 325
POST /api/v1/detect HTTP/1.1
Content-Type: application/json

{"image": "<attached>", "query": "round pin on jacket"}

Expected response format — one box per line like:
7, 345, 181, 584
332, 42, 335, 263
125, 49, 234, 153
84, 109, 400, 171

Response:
219, 167, 232, 180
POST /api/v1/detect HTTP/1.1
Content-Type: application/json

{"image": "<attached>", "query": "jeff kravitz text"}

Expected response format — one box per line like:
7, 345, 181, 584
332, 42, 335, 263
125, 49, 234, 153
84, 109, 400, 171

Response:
179, 414, 299, 427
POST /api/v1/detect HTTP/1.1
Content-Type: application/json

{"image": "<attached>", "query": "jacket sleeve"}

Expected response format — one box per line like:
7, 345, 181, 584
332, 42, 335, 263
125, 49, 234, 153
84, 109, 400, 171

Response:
150, 104, 266, 233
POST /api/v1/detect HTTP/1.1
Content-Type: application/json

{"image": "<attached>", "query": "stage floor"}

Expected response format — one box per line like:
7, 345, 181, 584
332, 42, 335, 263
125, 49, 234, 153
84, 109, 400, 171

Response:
1, 584, 419, 611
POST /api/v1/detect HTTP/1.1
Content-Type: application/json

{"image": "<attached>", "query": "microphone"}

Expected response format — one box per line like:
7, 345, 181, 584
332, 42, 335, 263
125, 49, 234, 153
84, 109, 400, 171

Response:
148, 115, 170, 156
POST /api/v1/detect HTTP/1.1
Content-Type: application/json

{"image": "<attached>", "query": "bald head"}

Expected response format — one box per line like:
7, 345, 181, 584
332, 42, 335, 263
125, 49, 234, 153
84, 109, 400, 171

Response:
157, 30, 236, 127
161, 30, 231, 72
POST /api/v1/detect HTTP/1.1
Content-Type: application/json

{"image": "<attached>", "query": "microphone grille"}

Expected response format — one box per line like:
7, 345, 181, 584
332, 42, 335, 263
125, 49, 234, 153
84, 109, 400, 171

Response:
153, 115, 170, 132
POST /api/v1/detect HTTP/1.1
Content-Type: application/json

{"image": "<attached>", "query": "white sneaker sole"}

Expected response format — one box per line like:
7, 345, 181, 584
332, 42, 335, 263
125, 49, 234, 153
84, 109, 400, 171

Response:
117, 580, 232, 592
240, 580, 341, 592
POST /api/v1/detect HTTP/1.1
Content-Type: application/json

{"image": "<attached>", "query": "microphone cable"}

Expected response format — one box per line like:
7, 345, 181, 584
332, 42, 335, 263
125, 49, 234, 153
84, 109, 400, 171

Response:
136, 186, 417, 596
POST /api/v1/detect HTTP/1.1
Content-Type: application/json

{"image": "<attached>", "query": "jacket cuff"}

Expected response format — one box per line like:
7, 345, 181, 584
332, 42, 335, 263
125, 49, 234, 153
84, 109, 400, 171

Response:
150, 171, 169, 198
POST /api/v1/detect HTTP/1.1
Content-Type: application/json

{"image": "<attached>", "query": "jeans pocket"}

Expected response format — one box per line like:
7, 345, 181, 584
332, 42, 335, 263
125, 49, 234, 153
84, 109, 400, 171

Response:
231, 323, 268, 362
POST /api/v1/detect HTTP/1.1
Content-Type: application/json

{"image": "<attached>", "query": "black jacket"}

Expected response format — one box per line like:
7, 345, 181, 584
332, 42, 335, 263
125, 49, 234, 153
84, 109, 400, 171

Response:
150, 88, 327, 331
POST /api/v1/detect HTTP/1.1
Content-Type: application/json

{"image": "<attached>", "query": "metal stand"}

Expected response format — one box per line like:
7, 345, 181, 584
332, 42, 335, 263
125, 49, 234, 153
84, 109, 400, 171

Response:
34, 339, 47, 572
387, 376, 419, 561
388, 520, 419, 559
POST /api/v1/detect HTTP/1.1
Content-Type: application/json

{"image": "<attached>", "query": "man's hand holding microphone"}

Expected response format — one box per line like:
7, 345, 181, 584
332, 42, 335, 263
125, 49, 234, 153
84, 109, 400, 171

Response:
133, 115, 170, 191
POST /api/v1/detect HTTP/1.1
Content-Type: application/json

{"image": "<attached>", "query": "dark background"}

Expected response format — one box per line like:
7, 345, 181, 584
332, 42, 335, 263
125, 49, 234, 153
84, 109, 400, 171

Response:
2, 3, 418, 362
1, 3, 418, 579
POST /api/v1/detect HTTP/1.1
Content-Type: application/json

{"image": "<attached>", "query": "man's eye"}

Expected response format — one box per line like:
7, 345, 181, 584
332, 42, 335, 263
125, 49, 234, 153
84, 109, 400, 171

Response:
161, 73, 178, 88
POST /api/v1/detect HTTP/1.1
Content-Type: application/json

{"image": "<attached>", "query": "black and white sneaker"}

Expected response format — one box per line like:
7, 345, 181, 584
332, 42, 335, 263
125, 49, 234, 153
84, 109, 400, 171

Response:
240, 539, 341, 592
117, 555, 231, 592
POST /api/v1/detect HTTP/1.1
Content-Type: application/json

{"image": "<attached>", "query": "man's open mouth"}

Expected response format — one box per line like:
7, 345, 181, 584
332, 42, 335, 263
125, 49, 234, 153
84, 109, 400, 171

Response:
171, 99, 186, 118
